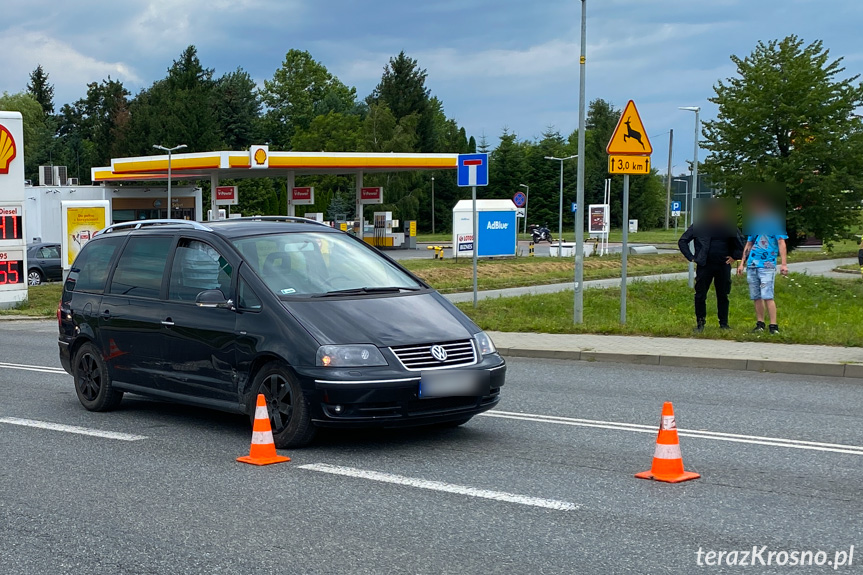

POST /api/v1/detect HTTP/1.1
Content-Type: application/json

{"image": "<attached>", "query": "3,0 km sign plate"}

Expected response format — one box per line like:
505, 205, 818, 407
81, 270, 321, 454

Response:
608, 155, 650, 175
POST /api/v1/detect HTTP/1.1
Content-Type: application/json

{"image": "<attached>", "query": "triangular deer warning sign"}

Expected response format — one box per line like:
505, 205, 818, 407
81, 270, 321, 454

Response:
607, 100, 652, 155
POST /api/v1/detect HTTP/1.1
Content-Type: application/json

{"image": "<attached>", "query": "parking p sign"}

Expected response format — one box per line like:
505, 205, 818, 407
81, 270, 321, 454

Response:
671, 201, 681, 217
457, 153, 488, 187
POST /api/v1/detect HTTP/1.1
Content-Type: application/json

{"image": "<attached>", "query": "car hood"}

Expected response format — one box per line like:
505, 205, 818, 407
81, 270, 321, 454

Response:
282, 292, 476, 347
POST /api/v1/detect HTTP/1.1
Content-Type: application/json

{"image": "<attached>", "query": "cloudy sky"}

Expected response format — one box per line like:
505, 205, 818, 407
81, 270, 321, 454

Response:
2, 0, 862, 174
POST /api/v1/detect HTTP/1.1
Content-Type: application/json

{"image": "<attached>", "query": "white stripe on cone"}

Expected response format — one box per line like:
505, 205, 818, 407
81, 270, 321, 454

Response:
251, 430, 275, 445
661, 415, 676, 430
653, 442, 682, 460
255, 405, 269, 420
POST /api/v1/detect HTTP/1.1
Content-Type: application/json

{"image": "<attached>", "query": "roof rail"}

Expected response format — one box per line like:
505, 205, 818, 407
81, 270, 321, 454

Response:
226, 215, 330, 227
96, 219, 213, 236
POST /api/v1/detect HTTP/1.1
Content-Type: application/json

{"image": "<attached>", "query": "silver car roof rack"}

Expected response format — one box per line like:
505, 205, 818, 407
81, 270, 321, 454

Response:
96, 219, 213, 235
226, 216, 330, 227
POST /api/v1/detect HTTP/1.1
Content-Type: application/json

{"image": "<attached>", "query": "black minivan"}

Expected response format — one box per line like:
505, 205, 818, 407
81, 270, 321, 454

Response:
58, 218, 505, 446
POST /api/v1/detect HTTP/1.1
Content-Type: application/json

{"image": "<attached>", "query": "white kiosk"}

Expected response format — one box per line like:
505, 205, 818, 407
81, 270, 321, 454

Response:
0, 112, 28, 308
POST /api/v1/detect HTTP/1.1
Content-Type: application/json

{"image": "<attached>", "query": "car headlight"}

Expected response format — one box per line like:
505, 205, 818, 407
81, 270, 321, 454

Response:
316, 345, 387, 367
474, 331, 496, 356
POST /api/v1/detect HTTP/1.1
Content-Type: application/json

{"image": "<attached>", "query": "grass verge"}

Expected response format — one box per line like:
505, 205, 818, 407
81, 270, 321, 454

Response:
457, 273, 863, 347
403, 254, 688, 293
0, 284, 62, 317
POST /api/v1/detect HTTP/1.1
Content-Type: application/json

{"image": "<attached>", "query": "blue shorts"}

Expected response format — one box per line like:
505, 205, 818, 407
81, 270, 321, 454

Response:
747, 267, 776, 300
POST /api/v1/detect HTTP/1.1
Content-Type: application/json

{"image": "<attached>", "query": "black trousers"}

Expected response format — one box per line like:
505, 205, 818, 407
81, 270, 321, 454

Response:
694, 261, 731, 324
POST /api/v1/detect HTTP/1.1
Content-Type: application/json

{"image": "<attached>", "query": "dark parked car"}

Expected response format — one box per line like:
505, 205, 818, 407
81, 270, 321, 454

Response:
58, 218, 505, 447
27, 242, 62, 285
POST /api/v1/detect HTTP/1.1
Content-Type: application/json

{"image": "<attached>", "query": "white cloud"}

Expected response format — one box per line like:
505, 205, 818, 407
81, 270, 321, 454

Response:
0, 29, 141, 104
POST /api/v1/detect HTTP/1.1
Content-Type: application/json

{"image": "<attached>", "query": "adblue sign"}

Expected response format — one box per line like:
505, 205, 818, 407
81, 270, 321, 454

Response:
477, 211, 517, 257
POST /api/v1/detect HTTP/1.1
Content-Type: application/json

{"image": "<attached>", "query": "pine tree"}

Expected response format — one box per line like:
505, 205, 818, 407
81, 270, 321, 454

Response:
27, 64, 54, 116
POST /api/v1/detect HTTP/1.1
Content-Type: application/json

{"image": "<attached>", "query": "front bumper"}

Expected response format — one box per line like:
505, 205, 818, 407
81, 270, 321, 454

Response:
297, 355, 506, 428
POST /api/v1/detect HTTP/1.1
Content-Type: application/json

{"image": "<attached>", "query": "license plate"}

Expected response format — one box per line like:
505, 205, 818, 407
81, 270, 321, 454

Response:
418, 370, 489, 398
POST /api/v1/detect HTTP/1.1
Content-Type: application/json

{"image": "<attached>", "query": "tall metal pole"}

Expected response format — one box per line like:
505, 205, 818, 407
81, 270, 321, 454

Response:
472, 185, 478, 308
680, 106, 700, 288
558, 160, 564, 254
520, 184, 529, 235
665, 129, 673, 230
167, 149, 172, 219
620, 174, 630, 324
574, 0, 587, 324
431, 176, 435, 235
689, 109, 700, 288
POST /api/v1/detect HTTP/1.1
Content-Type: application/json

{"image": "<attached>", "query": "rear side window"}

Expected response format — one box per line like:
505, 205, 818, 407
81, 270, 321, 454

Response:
109, 236, 172, 298
67, 238, 123, 294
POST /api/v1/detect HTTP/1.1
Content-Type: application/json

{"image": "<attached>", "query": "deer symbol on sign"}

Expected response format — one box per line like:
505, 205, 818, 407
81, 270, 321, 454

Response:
623, 117, 645, 150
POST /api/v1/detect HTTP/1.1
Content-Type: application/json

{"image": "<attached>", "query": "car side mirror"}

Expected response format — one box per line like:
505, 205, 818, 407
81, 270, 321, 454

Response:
195, 289, 234, 309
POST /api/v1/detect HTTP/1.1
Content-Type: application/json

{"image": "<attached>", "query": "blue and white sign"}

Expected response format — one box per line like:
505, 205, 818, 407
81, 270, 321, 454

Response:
571, 202, 578, 213
512, 191, 526, 208
671, 201, 682, 217
477, 211, 517, 257
457, 153, 489, 187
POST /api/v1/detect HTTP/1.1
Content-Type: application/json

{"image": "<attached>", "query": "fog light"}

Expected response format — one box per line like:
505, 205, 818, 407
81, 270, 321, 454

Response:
333, 405, 343, 414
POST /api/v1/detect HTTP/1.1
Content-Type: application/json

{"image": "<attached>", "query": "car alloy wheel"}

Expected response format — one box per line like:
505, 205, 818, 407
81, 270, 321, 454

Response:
260, 373, 293, 434
76, 351, 102, 401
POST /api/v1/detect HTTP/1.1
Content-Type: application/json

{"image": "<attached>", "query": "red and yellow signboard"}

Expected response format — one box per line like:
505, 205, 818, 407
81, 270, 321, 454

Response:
0, 124, 17, 175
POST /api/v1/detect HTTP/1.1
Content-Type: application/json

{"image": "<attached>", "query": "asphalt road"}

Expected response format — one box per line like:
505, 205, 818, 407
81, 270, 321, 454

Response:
1, 320, 861, 574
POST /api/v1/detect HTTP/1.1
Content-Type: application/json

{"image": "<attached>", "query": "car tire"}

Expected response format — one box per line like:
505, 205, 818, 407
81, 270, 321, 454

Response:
28, 269, 43, 286
250, 362, 316, 448
73, 342, 123, 411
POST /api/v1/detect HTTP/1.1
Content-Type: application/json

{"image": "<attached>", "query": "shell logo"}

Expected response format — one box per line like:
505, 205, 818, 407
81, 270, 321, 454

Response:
0, 124, 17, 175
254, 147, 267, 165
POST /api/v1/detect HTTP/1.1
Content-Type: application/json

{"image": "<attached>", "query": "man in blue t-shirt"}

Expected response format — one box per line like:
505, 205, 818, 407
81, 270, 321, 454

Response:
737, 232, 788, 334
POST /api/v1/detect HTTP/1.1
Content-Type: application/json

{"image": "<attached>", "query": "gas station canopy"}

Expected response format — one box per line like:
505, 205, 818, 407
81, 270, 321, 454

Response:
92, 149, 459, 182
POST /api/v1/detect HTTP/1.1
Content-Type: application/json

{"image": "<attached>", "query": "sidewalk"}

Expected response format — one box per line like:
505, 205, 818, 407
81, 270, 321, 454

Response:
490, 331, 863, 379
444, 258, 857, 303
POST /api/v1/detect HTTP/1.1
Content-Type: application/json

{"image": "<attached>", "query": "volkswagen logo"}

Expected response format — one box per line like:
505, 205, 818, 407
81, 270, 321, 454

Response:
430, 345, 448, 362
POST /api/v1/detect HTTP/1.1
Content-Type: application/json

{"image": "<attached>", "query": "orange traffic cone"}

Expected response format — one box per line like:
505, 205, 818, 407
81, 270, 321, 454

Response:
635, 402, 700, 483
237, 394, 290, 466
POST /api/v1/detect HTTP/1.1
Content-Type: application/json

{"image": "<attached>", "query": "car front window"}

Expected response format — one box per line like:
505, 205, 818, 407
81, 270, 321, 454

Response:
232, 232, 422, 297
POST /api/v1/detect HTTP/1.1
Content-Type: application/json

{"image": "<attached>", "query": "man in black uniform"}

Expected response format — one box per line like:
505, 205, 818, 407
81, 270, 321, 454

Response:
678, 199, 744, 332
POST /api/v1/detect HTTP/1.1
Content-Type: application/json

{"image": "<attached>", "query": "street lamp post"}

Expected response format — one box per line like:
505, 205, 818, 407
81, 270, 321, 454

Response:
574, 0, 587, 324
519, 183, 529, 235
545, 154, 578, 255
679, 106, 700, 288
152, 144, 187, 218
430, 176, 435, 235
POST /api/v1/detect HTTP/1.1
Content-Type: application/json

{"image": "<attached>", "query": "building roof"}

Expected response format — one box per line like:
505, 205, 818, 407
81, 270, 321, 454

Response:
92, 150, 460, 183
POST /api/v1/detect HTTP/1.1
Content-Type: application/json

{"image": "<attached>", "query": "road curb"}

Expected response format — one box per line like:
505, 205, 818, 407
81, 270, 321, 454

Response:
495, 347, 863, 379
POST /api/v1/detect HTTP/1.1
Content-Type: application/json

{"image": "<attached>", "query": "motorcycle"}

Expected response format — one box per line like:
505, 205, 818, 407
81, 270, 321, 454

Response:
528, 224, 553, 244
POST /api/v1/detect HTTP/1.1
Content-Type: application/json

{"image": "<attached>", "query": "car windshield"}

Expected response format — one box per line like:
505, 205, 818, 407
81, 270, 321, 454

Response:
232, 232, 423, 297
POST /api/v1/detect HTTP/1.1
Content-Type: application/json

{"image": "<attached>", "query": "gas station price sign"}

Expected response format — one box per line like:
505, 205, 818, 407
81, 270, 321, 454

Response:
0, 207, 23, 240
0, 249, 23, 285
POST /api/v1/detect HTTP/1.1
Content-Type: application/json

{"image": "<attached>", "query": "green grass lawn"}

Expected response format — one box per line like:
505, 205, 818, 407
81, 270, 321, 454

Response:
0, 283, 62, 317
402, 254, 688, 293
458, 273, 863, 347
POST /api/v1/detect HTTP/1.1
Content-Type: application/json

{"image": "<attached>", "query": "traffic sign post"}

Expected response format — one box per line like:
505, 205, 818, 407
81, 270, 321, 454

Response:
607, 100, 652, 325
457, 154, 488, 308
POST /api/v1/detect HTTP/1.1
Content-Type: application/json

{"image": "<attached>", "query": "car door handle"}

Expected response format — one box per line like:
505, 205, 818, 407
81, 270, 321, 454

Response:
100, 310, 111, 318
161, 318, 175, 327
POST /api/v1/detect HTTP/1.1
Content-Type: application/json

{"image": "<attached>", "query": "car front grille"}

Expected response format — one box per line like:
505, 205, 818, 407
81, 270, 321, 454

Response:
390, 339, 477, 371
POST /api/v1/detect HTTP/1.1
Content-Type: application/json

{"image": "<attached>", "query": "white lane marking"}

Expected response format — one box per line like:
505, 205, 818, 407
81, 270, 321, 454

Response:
479, 410, 863, 456
299, 463, 577, 511
0, 417, 147, 441
0, 361, 66, 375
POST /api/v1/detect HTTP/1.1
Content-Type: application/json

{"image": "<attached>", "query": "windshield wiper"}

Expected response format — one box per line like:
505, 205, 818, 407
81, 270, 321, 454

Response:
312, 286, 421, 298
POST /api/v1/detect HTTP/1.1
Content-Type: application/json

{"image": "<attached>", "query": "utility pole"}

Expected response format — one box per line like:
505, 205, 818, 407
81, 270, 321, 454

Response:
573, 0, 588, 324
